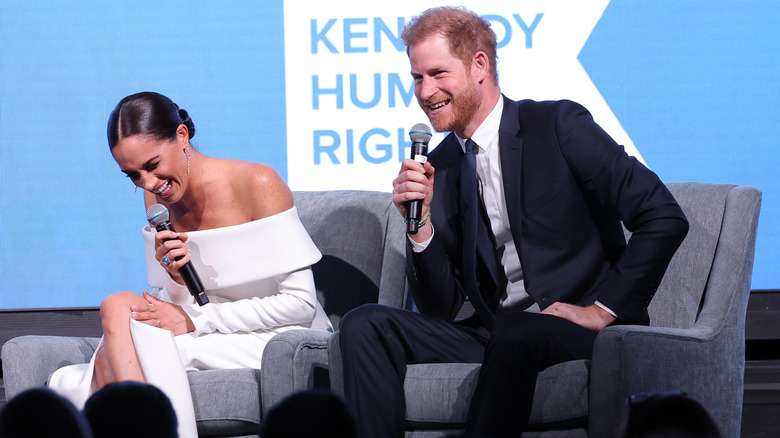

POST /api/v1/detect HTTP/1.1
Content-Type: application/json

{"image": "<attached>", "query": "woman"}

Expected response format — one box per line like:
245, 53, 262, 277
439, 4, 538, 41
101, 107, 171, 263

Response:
49, 92, 331, 437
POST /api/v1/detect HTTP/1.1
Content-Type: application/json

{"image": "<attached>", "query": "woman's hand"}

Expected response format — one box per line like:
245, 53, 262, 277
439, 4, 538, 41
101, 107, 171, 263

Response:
154, 230, 190, 284
131, 291, 195, 335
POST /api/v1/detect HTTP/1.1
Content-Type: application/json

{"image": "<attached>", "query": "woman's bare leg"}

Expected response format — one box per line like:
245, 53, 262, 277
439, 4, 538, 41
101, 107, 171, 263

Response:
94, 346, 115, 388
97, 291, 148, 386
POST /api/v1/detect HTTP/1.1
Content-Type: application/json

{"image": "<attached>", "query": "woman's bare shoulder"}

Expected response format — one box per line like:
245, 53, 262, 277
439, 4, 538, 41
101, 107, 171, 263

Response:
224, 159, 293, 219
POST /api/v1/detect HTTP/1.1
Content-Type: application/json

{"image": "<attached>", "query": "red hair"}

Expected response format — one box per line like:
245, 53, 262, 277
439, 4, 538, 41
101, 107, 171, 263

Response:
402, 7, 499, 84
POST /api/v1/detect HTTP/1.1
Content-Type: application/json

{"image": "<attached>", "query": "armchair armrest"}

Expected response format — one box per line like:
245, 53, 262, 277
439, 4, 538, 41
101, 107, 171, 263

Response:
2, 335, 100, 400
589, 321, 744, 437
260, 329, 333, 415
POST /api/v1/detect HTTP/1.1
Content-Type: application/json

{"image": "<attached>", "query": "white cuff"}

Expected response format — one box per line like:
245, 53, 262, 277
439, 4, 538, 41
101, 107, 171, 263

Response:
408, 223, 435, 253
594, 300, 617, 317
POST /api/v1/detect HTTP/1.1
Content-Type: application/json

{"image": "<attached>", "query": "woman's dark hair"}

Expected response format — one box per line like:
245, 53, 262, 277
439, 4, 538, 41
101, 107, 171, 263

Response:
84, 381, 177, 438
107, 91, 195, 149
0, 387, 93, 438
260, 389, 356, 438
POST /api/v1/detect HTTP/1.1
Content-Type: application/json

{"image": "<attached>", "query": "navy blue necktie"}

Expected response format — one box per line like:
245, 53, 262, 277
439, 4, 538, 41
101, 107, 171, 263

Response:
461, 139, 496, 329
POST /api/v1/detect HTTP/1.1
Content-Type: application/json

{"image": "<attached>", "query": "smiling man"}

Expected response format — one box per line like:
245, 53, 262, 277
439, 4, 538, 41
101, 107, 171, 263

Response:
337, 6, 689, 437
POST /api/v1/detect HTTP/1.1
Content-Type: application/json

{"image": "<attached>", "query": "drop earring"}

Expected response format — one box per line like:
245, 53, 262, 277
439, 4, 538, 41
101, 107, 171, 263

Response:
186, 147, 191, 174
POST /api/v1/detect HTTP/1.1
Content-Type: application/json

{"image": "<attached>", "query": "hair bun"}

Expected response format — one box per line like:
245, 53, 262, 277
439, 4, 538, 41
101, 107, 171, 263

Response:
178, 109, 196, 139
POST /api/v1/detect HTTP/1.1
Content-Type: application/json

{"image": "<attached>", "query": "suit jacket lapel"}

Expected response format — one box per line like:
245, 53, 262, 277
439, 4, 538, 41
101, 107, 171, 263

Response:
498, 96, 524, 249
475, 202, 502, 305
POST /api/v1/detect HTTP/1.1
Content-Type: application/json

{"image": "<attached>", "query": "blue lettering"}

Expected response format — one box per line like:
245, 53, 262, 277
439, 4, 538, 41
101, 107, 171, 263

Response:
350, 73, 381, 109
311, 128, 414, 164
310, 15, 543, 54
373, 17, 406, 52
311, 19, 338, 54
313, 130, 340, 164
482, 15, 512, 49
309, 74, 423, 109
388, 73, 415, 108
343, 18, 368, 53
346, 129, 355, 164
513, 13, 543, 49
312, 75, 344, 109
360, 129, 393, 164
397, 128, 411, 162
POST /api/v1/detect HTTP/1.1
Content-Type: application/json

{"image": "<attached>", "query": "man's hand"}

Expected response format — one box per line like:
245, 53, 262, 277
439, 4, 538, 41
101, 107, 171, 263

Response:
392, 158, 435, 242
541, 302, 616, 332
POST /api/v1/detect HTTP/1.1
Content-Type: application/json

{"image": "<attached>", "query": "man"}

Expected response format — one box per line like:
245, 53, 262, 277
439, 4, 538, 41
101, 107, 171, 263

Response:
338, 6, 689, 438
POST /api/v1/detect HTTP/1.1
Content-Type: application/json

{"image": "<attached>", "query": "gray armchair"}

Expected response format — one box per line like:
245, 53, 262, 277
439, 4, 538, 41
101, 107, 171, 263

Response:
327, 182, 761, 438
1, 190, 408, 438
260, 190, 408, 415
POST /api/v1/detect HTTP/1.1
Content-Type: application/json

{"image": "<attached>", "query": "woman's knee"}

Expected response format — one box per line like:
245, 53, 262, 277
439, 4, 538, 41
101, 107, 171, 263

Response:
100, 291, 141, 312
100, 292, 143, 327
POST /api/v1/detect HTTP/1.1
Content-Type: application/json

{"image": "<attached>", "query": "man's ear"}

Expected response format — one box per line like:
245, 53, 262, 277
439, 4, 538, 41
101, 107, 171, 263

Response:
473, 51, 490, 84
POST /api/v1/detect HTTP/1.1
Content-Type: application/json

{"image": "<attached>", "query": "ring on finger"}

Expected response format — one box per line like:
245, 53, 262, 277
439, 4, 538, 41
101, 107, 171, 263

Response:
162, 256, 171, 266
157, 319, 161, 327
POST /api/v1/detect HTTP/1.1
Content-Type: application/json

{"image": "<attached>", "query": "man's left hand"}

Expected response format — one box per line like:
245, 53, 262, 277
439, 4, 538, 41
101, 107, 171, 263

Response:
541, 302, 615, 332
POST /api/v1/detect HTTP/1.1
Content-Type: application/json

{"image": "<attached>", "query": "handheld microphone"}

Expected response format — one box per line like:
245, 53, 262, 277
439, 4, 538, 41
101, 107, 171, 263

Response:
406, 123, 433, 234
146, 204, 209, 306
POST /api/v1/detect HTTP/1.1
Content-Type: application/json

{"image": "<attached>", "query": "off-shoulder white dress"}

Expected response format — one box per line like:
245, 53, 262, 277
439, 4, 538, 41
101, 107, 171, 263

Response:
49, 207, 331, 438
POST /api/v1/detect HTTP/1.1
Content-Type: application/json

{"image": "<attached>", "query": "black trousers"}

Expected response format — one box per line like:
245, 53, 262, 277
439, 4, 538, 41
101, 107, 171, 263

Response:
339, 303, 597, 438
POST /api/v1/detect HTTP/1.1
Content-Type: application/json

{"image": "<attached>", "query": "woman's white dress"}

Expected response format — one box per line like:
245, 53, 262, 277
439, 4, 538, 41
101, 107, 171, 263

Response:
48, 206, 331, 438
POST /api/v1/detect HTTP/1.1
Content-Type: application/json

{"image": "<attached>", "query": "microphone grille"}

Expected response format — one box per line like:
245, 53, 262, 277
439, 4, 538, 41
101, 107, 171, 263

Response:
409, 123, 432, 143
146, 203, 170, 226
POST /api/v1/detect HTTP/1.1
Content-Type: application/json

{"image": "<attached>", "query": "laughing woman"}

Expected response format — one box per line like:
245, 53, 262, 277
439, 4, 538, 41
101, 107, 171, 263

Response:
48, 92, 331, 437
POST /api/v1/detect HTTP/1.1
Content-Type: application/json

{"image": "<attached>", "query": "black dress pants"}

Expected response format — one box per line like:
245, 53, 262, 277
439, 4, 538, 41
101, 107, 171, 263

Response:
339, 303, 597, 438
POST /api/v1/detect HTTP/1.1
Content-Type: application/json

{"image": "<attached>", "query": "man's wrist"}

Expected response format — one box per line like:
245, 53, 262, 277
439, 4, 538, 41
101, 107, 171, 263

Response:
590, 303, 616, 329
406, 211, 431, 229
408, 222, 434, 249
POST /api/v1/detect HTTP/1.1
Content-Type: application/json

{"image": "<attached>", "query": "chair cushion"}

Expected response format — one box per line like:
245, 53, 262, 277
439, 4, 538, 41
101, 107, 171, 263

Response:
529, 360, 590, 428
404, 360, 589, 429
404, 363, 479, 427
189, 368, 262, 436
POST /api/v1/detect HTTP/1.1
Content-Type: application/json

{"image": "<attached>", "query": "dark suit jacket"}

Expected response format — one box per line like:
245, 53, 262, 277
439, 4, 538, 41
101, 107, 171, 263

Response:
407, 97, 689, 326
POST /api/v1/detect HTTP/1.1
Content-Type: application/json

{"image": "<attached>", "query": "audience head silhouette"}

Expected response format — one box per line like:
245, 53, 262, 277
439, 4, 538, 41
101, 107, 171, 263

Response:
620, 391, 722, 438
261, 389, 356, 438
83, 381, 178, 438
0, 387, 93, 438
